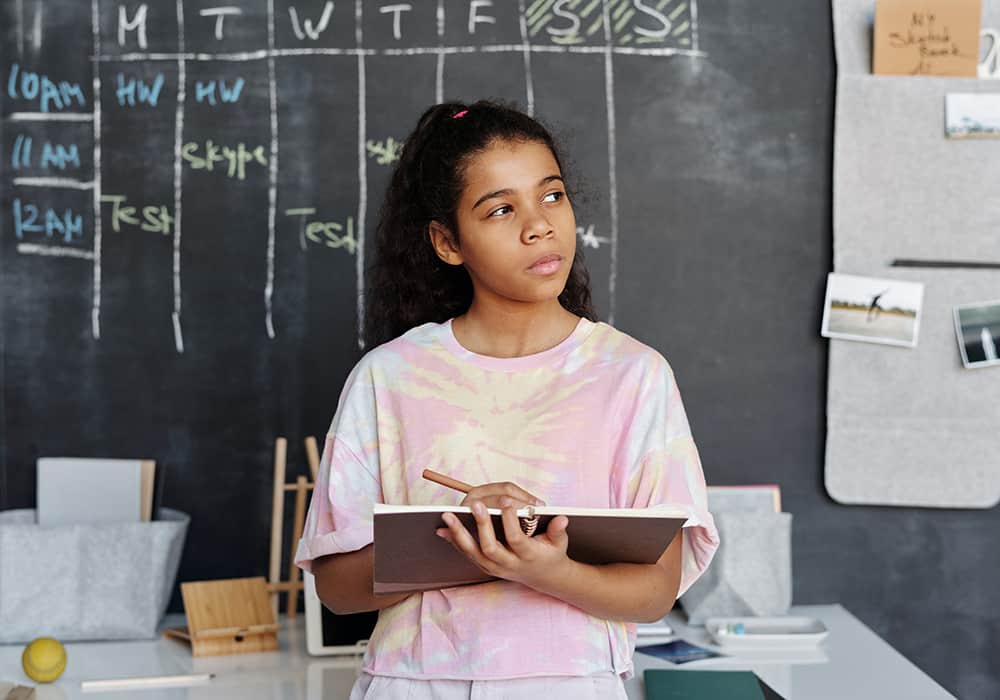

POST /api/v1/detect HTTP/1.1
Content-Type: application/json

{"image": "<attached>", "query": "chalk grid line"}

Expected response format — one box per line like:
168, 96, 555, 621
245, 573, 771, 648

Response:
265, 0, 278, 340
90, 0, 102, 340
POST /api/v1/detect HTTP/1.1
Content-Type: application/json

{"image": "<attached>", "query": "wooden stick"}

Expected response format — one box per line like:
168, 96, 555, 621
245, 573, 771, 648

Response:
269, 437, 287, 617
287, 475, 308, 618
304, 436, 320, 481
422, 468, 473, 494
265, 580, 304, 594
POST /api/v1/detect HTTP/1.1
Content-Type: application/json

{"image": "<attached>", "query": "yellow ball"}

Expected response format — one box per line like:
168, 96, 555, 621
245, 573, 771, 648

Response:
22, 637, 67, 683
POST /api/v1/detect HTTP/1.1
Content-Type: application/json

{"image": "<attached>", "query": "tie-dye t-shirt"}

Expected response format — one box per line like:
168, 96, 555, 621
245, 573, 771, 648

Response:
295, 316, 719, 680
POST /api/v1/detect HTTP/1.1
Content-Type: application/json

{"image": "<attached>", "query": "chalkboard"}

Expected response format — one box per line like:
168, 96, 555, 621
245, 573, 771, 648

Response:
1, 2, 993, 697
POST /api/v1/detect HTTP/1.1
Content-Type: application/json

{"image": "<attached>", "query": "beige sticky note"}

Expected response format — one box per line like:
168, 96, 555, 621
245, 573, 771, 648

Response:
873, 0, 982, 76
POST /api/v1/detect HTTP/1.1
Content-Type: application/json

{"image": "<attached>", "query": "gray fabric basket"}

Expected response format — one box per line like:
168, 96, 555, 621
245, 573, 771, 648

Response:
680, 511, 792, 624
0, 508, 188, 643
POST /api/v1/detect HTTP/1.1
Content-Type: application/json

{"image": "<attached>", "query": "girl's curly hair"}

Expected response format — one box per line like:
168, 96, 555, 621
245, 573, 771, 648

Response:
363, 99, 597, 349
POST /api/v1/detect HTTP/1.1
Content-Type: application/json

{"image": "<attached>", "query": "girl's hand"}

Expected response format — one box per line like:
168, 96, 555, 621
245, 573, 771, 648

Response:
459, 481, 544, 509
436, 497, 571, 591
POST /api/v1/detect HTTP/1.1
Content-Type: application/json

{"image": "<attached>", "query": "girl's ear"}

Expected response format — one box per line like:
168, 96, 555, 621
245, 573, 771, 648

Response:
428, 221, 464, 266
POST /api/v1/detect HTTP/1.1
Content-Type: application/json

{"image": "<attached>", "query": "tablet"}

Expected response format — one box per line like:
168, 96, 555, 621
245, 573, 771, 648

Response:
303, 571, 378, 656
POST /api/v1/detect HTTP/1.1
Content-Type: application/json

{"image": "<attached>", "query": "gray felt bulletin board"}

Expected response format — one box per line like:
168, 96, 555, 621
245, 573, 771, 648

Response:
828, 0, 1000, 508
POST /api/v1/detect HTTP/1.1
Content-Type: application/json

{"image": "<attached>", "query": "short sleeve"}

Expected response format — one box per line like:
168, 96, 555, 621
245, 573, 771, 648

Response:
294, 361, 383, 573
610, 356, 719, 597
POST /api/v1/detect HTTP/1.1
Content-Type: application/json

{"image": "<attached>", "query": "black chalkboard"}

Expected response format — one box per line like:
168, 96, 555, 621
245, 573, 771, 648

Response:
1, 2, 993, 697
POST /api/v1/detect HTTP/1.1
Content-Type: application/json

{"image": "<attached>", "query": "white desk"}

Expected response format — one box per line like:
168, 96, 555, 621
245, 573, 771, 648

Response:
0, 605, 954, 699
631, 605, 955, 700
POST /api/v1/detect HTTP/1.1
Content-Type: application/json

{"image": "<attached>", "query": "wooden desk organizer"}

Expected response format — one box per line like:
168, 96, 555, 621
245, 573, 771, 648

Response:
163, 577, 279, 657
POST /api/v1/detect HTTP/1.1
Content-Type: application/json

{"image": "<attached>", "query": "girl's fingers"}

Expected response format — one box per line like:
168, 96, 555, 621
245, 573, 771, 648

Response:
461, 482, 544, 507
499, 501, 530, 555
469, 501, 513, 566
544, 515, 570, 550
440, 512, 492, 571
438, 498, 543, 577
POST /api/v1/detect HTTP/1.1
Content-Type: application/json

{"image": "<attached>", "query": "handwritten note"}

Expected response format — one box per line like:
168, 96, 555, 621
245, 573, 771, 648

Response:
873, 0, 982, 76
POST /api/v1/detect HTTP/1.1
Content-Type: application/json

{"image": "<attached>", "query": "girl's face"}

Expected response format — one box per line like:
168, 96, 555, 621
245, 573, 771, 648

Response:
432, 138, 577, 309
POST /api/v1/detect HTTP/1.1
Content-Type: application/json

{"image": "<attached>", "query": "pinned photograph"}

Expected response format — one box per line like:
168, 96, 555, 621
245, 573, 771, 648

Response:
945, 93, 1000, 139
953, 301, 1000, 369
821, 273, 923, 347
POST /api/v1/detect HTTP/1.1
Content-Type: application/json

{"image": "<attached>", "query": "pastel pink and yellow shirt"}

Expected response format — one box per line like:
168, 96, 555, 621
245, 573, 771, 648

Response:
295, 317, 719, 680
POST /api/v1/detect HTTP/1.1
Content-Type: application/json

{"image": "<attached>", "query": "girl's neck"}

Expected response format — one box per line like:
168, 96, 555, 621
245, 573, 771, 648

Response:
451, 301, 581, 359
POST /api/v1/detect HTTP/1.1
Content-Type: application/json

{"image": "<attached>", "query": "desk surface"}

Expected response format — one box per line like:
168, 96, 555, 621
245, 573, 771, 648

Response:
0, 604, 954, 700
632, 605, 954, 700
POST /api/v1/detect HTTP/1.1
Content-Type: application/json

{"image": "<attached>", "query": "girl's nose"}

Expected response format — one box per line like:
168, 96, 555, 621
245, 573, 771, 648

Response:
521, 210, 554, 243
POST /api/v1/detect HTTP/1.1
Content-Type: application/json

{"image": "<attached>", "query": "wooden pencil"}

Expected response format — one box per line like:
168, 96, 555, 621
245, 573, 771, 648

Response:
422, 468, 473, 494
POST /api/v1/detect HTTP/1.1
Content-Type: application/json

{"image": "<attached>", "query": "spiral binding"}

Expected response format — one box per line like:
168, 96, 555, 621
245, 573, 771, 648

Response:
519, 506, 539, 536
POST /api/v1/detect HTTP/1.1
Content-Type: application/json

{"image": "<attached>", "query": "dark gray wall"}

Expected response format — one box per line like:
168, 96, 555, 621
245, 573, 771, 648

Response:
1, 2, 992, 698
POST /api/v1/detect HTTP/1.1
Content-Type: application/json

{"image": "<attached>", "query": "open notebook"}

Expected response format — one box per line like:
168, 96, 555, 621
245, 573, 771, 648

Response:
373, 504, 689, 594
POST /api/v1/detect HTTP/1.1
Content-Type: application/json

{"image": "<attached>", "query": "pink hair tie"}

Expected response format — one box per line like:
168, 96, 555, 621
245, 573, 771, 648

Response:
452, 109, 468, 119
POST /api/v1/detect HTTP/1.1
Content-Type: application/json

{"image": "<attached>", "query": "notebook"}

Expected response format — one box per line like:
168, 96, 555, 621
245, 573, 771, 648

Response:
373, 504, 689, 594
644, 669, 785, 699
36, 458, 156, 527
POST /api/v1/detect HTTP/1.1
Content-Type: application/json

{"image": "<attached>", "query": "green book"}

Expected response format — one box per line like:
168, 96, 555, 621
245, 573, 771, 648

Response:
643, 669, 766, 700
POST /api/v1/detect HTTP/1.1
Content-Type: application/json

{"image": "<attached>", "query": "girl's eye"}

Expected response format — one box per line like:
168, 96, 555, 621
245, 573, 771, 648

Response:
488, 205, 512, 217
543, 191, 565, 203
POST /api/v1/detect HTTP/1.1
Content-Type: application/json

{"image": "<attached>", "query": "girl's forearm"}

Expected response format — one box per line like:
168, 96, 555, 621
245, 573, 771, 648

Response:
534, 559, 679, 623
529, 556, 681, 624
311, 545, 410, 615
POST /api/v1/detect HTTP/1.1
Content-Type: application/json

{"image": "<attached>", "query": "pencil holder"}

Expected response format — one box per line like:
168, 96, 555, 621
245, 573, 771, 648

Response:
0, 508, 189, 643
679, 511, 792, 624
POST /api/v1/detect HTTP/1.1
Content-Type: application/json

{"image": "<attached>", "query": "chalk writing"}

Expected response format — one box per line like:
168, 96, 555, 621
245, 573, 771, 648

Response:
181, 140, 268, 180
41, 141, 81, 169
366, 137, 404, 165
577, 224, 609, 249
11, 136, 82, 171
100, 194, 173, 235
193, 78, 245, 105
284, 208, 357, 254
12, 198, 84, 242
200, 7, 243, 41
289, 2, 335, 40
6, 64, 86, 112
115, 72, 165, 107
468, 1, 496, 34
118, 4, 148, 49
528, 0, 689, 47
380, 4, 412, 40
10, 135, 31, 168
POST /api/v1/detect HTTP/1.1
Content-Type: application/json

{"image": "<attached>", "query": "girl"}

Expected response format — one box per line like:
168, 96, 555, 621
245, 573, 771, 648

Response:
295, 100, 719, 699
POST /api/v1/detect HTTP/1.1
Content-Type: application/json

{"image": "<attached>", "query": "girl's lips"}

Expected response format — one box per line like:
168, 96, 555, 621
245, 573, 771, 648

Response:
527, 255, 563, 275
